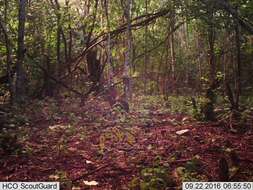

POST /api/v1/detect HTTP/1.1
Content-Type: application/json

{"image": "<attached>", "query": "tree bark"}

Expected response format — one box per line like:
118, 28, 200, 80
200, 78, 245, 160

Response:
15, 0, 27, 102
234, 7, 241, 110
103, 0, 117, 105
0, 0, 13, 102
54, 0, 62, 81
170, 17, 176, 92
123, 0, 133, 102
144, 0, 148, 94
208, 20, 216, 86
203, 8, 216, 121
66, 0, 72, 62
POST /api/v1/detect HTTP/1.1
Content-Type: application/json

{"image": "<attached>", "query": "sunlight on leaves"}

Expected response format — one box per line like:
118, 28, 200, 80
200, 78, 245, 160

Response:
49, 124, 72, 131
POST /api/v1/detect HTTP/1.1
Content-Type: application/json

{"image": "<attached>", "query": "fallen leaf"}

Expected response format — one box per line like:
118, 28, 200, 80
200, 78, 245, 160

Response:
86, 160, 93, 164
176, 129, 190, 135
147, 144, 152, 150
48, 175, 60, 180
182, 117, 191, 123
72, 187, 81, 190
83, 180, 99, 186
68, 147, 77, 152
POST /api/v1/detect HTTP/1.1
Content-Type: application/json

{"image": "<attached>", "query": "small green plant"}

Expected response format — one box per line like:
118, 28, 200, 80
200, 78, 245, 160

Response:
174, 156, 205, 182
190, 96, 217, 121
185, 155, 202, 172
190, 97, 202, 120
49, 170, 72, 189
65, 125, 76, 136
56, 135, 68, 156
129, 165, 175, 190
98, 135, 106, 155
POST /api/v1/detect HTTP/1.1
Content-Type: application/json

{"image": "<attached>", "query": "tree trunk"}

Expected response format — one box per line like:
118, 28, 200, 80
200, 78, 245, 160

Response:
43, 54, 54, 97
203, 9, 216, 121
169, 11, 176, 94
144, 0, 148, 94
197, 34, 204, 92
170, 22, 176, 83
123, 0, 132, 102
234, 7, 241, 110
185, 22, 191, 89
54, 0, 62, 81
208, 22, 216, 86
66, 0, 72, 62
0, 0, 13, 102
164, 26, 170, 99
104, 0, 117, 105
15, 0, 27, 102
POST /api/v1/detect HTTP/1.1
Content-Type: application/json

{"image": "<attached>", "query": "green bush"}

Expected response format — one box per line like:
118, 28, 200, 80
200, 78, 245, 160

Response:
129, 166, 175, 190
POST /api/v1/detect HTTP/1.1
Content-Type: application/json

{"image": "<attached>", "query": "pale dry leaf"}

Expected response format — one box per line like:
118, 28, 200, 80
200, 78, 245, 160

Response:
48, 175, 60, 180
68, 147, 77, 152
85, 160, 93, 164
176, 129, 190, 135
83, 180, 99, 186
72, 187, 81, 190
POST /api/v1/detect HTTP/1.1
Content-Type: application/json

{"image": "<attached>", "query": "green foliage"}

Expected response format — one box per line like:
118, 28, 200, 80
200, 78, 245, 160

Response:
129, 165, 175, 190
185, 156, 202, 173
190, 95, 218, 121
199, 96, 214, 121
49, 170, 72, 189
175, 167, 200, 182
241, 95, 253, 107
175, 156, 205, 182
12, 114, 29, 126
135, 95, 216, 121
56, 136, 68, 156
165, 96, 191, 114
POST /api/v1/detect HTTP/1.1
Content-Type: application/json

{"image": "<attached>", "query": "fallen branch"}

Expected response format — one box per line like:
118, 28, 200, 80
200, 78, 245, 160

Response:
72, 163, 110, 182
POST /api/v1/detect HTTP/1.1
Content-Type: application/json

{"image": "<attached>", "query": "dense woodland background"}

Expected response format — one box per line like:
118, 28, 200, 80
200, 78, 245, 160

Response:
0, 0, 252, 108
0, 0, 253, 189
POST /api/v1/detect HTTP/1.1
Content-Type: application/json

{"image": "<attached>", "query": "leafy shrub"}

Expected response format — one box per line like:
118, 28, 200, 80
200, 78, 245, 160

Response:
174, 156, 205, 182
49, 170, 72, 189
129, 166, 175, 190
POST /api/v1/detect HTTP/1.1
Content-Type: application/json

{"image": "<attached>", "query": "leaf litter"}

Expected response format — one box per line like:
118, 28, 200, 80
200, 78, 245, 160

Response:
0, 96, 252, 189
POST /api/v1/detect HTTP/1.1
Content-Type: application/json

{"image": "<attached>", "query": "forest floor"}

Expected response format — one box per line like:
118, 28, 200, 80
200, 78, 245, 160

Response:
0, 95, 252, 189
